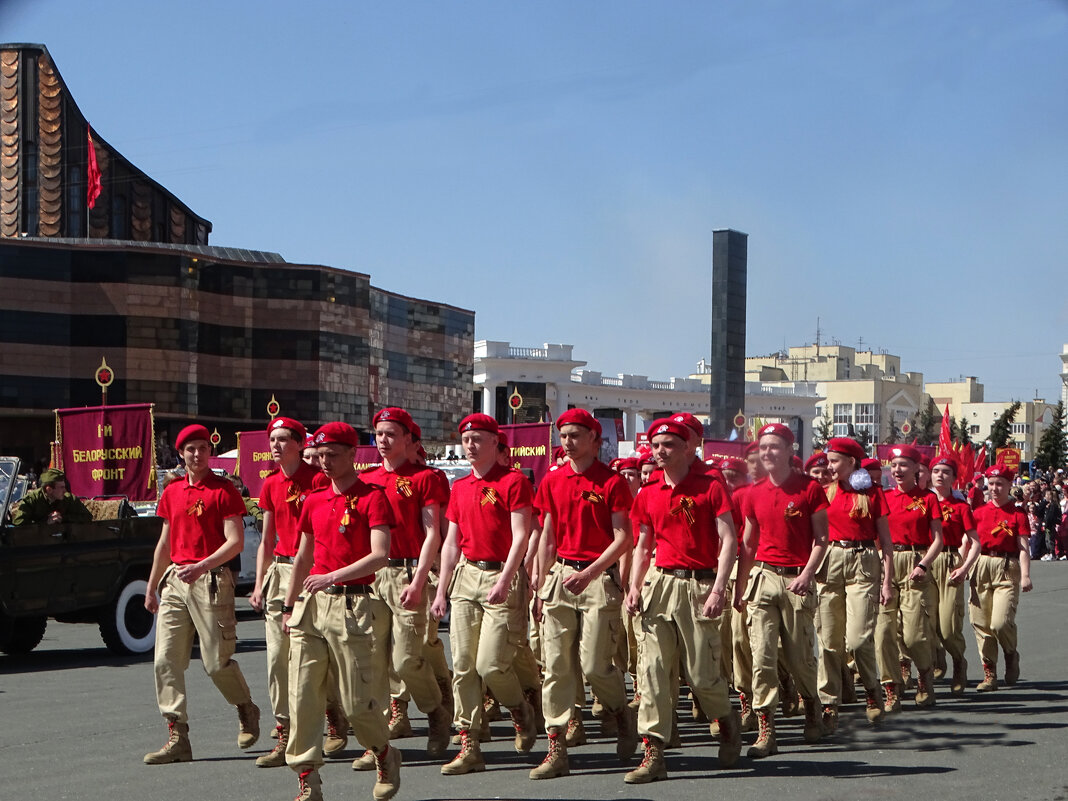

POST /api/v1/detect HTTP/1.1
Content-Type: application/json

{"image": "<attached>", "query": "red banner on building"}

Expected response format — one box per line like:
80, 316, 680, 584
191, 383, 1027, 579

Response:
55, 403, 156, 501
237, 430, 272, 498
702, 439, 747, 461
501, 422, 551, 487
876, 443, 936, 467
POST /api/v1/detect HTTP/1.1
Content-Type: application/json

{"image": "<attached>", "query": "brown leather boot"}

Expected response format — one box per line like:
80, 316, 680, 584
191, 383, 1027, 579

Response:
802, 697, 824, 743
864, 687, 885, 725
841, 665, 858, 704
1004, 651, 1020, 686
951, 656, 968, 696
511, 700, 537, 754
387, 698, 413, 739
738, 691, 757, 731
255, 723, 288, 767
900, 658, 915, 690
717, 708, 742, 768
976, 660, 998, 692
352, 749, 376, 771
426, 704, 451, 757
237, 702, 260, 749
529, 728, 569, 780
324, 703, 348, 756
624, 736, 667, 784
565, 713, 587, 747
372, 745, 402, 801
143, 718, 192, 764
882, 681, 901, 713
933, 646, 948, 680
747, 710, 777, 759
615, 704, 639, 760
821, 704, 839, 735
441, 729, 486, 775
779, 670, 800, 717
915, 668, 936, 708
294, 766, 323, 801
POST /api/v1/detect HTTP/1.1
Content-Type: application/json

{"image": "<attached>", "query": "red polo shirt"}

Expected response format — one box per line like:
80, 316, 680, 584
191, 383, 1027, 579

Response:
729, 483, 750, 533
937, 495, 975, 549
825, 483, 887, 543
885, 486, 941, 547
259, 462, 329, 558
158, 472, 247, 565
744, 473, 829, 567
631, 469, 734, 570
534, 459, 632, 562
362, 461, 450, 559
974, 501, 1029, 553
297, 479, 394, 586
446, 464, 533, 563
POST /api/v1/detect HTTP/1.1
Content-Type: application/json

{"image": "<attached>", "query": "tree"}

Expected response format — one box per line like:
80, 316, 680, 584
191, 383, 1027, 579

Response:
812, 413, 833, 452
915, 398, 938, 446
958, 414, 973, 448
883, 418, 902, 445
988, 401, 1022, 452
856, 428, 872, 454
1035, 401, 1067, 471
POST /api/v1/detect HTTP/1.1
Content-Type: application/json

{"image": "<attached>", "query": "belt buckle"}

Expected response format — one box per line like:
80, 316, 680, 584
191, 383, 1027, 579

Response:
671, 569, 688, 579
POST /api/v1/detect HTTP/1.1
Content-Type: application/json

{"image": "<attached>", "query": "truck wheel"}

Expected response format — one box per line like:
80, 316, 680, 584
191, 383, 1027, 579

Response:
0, 615, 48, 655
99, 578, 156, 655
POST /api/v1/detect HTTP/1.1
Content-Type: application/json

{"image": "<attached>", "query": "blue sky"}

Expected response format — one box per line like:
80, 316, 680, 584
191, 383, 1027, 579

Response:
4, 1, 1067, 403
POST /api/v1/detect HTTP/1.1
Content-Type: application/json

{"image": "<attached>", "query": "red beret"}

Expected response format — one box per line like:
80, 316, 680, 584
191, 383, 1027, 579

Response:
268, 416, 307, 442
985, 463, 1016, 482
304, 434, 315, 448
175, 424, 211, 451
552, 446, 566, 461
497, 432, 509, 451
888, 445, 921, 463
744, 441, 759, 456
826, 438, 865, 462
758, 422, 795, 445
670, 412, 704, 440
458, 413, 498, 435
557, 408, 602, 439
804, 451, 830, 471
313, 422, 359, 448
616, 457, 639, 473
639, 452, 657, 467
719, 457, 746, 473
861, 457, 881, 471
373, 407, 416, 436
930, 453, 958, 474
917, 452, 931, 468
790, 455, 803, 469
648, 418, 690, 442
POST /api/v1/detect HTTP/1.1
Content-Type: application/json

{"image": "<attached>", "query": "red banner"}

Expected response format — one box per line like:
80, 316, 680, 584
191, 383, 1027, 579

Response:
702, 439, 747, 462
876, 443, 935, 467
237, 430, 272, 498
501, 422, 551, 487
354, 446, 382, 471
209, 456, 237, 474
55, 403, 156, 501
995, 447, 1021, 472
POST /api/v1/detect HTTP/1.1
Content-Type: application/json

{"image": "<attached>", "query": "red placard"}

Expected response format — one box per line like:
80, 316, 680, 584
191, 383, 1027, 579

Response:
500, 422, 551, 488
54, 403, 156, 501
237, 430, 273, 498
702, 439, 747, 462
995, 447, 1021, 471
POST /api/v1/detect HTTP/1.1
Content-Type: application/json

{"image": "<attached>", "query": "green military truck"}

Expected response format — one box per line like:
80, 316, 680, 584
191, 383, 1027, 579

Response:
0, 456, 162, 655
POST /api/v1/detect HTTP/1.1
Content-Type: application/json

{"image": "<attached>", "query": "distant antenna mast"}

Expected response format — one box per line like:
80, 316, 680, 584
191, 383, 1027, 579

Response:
815, 317, 821, 358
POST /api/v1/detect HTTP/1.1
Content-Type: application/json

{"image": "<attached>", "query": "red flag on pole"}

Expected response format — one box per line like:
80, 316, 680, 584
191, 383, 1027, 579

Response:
87, 125, 102, 210
938, 404, 953, 456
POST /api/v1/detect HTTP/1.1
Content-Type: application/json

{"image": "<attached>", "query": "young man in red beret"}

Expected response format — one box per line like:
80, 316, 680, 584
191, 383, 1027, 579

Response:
805, 452, 832, 489
359, 408, 452, 757
877, 444, 943, 710
431, 413, 537, 775
529, 408, 636, 779
249, 417, 331, 767
282, 422, 400, 801
734, 423, 829, 758
625, 418, 742, 783
143, 425, 260, 765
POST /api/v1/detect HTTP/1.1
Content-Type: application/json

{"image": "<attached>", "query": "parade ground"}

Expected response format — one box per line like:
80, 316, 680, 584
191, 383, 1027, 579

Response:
3, 562, 1066, 801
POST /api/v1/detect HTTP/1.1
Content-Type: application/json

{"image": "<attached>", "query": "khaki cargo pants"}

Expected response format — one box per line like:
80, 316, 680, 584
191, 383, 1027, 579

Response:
262, 560, 293, 723
153, 566, 253, 723
876, 550, 935, 682
538, 562, 627, 729
285, 590, 389, 769
373, 565, 443, 713
930, 548, 967, 663
969, 554, 1020, 664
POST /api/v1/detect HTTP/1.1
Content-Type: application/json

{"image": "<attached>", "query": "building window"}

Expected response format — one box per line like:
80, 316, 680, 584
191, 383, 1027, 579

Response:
833, 403, 852, 438
855, 403, 877, 441
1010, 423, 1031, 435
970, 425, 979, 435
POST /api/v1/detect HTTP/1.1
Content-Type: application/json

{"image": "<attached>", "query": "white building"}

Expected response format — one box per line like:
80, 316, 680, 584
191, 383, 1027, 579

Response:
475, 341, 823, 455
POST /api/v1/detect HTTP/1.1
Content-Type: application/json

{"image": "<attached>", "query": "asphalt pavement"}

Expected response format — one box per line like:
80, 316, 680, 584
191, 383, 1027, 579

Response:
2, 562, 1067, 801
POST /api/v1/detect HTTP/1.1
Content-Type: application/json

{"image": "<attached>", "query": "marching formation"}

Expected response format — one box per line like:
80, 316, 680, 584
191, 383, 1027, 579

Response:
140, 410, 1034, 800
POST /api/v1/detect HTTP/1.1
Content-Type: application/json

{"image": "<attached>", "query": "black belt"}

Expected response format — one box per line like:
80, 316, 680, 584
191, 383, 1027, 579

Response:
892, 544, 927, 553
831, 539, 875, 550
557, 557, 617, 571
980, 549, 1019, 560
467, 559, 504, 571
387, 558, 419, 568
754, 561, 804, 577
658, 566, 717, 580
273, 555, 295, 564
943, 546, 959, 555
323, 584, 372, 595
